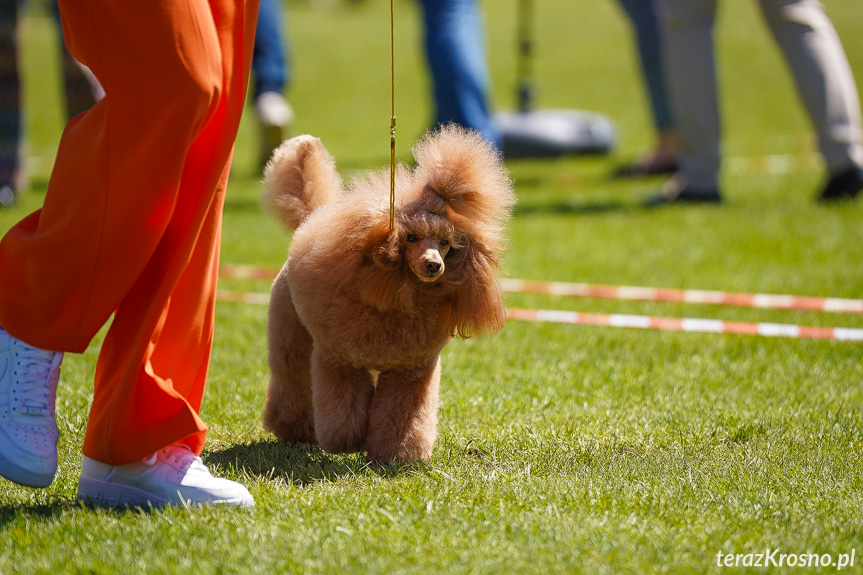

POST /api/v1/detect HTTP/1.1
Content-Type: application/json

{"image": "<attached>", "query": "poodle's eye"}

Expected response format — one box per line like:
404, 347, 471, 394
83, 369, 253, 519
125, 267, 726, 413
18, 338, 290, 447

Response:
407, 234, 418, 242
439, 239, 450, 247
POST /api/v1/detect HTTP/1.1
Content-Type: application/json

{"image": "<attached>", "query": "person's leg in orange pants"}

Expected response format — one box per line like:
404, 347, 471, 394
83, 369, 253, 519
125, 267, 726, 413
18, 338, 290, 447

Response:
0, 0, 258, 475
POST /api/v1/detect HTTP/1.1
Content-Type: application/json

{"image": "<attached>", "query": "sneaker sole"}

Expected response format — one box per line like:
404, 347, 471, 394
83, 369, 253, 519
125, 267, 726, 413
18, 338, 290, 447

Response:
76, 477, 254, 509
0, 450, 55, 488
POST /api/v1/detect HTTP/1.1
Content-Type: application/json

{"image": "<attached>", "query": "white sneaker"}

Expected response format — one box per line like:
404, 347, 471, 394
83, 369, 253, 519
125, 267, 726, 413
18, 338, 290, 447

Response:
76, 443, 255, 508
255, 91, 294, 129
0, 326, 63, 488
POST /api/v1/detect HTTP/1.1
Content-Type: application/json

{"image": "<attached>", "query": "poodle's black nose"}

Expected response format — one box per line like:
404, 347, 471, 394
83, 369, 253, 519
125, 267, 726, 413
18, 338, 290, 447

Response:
425, 260, 441, 274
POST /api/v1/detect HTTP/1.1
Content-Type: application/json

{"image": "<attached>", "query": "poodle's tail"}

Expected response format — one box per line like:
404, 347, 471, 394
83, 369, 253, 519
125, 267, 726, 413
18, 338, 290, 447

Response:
262, 135, 342, 231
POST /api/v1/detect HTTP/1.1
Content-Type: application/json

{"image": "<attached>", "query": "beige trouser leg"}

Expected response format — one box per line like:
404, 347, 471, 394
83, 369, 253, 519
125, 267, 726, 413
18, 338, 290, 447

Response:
758, 0, 863, 173
657, 0, 863, 192
656, 0, 720, 192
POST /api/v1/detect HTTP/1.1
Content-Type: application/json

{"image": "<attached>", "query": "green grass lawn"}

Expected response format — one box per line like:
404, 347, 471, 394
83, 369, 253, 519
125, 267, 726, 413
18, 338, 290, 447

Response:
2, 1, 863, 573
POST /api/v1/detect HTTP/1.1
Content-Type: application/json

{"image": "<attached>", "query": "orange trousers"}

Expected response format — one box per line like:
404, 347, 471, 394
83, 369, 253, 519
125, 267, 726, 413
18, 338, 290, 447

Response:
0, 0, 258, 465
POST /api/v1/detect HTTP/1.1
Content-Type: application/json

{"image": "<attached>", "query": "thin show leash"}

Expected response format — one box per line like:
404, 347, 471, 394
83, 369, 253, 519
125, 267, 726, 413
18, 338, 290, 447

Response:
389, 0, 397, 234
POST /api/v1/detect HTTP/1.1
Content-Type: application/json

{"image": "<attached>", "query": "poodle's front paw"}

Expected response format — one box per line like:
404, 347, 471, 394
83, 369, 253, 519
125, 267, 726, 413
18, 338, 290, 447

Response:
365, 428, 435, 464
263, 408, 317, 445
314, 416, 367, 454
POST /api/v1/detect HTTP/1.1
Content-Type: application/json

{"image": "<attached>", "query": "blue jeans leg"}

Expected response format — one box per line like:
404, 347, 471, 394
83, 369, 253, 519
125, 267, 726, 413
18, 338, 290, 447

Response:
615, 0, 674, 132
418, 0, 500, 147
253, 0, 288, 98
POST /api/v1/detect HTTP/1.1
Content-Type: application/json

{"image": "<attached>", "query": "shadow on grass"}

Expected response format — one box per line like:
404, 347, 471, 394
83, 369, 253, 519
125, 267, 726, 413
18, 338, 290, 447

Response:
0, 501, 70, 528
515, 200, 631, 216
204, 439, 414, 487
0, 442, 410, 523
0, 498, 154, 527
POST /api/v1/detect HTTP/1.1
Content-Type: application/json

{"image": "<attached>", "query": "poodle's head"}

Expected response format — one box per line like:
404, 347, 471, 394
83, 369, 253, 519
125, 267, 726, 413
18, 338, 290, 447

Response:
354, 202, 459, 286
353, 125, 516, 337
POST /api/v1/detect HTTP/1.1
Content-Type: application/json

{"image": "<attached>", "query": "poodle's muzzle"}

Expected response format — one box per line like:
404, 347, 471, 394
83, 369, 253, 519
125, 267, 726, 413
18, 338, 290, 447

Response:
419, 248, 445, 282
409, 238, 447, 283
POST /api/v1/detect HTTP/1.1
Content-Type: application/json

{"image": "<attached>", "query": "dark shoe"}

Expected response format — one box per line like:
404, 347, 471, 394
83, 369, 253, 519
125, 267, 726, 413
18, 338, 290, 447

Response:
613, 158, 678, 178
818, 165, 863, 202
643, 185, 722, 207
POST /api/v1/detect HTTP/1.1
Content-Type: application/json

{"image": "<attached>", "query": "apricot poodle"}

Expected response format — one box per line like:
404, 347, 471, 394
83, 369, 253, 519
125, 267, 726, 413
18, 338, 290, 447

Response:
261, 125, 515, 463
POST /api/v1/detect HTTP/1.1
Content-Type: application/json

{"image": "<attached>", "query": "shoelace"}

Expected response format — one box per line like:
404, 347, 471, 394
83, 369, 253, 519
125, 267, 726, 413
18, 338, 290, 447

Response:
14, 345, 61, 419
142, 444, 202, 469
104, 444, 205, 482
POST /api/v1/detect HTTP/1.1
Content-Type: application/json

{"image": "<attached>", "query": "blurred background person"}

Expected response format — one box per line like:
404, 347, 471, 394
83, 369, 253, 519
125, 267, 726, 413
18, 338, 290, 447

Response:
0, 0, 101, 207
650, 0, 863, 205
252, 0, 294, 171
612, 0, 678, 178
417, 0, 501, 148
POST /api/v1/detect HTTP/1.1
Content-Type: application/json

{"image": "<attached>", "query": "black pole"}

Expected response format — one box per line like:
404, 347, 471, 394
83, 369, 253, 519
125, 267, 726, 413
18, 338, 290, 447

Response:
516, 0, 534, 113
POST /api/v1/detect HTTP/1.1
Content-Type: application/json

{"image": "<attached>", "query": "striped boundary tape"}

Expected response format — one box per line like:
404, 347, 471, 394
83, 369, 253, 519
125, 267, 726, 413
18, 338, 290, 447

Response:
215, 290, 863, 342
217, 290, 272, 306
505, 308, 863, 342
221, 264, 280, 281
219, 265, 863, 314
498, 279, 863, 314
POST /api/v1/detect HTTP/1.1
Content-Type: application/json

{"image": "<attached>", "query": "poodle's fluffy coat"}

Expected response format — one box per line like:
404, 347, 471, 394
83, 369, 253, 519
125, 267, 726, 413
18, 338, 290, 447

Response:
262, 125, 515, 463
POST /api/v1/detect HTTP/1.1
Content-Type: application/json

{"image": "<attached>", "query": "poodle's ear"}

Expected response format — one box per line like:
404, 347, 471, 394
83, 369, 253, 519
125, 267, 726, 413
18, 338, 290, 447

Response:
354, 215, 405, 310
263, 135, 342, 231
444, 237, 507, 338
412, 124, 515, 236
357, 214, 401, 271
